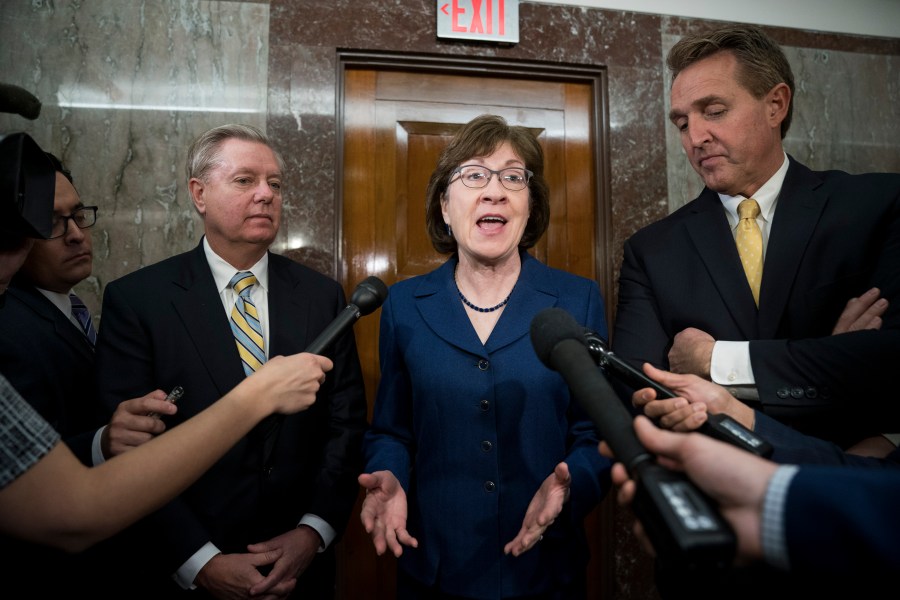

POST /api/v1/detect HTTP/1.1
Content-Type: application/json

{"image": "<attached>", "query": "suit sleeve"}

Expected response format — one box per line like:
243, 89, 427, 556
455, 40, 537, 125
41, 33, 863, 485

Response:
785, 466, 900, 580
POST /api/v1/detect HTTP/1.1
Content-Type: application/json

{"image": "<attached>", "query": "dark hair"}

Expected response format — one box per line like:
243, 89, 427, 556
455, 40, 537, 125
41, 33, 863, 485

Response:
424, 114, 550, 254
186, 123, 284, 183
666, 25, 795, 138
45, 152, 73, 184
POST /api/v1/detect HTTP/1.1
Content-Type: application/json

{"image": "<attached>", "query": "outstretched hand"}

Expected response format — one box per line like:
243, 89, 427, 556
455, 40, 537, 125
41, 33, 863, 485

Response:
504, 462, 571, 557
358, 470, 418, 557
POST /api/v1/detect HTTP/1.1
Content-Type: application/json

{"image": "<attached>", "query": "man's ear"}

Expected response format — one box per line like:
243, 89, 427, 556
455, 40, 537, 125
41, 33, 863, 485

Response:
188, 178, 206, 215
767, 82, 791, 126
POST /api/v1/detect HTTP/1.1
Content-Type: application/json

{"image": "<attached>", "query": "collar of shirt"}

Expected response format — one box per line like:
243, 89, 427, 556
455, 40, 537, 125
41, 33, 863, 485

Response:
202, 237, 271, 349
719, 151, 789, 245
35, 287, 82, 330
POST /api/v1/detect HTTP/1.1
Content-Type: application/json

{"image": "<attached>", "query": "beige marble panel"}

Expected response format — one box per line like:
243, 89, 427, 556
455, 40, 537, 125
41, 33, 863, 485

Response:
0, 0, 270, 316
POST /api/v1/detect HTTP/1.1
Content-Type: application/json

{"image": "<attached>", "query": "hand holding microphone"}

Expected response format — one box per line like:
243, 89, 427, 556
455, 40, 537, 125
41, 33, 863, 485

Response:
582, 330, 773, 458
530, 307, 736, 570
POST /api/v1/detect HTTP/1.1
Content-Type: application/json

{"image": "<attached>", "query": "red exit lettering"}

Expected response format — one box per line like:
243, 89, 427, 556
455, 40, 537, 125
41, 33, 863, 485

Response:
449, 0, 505, 36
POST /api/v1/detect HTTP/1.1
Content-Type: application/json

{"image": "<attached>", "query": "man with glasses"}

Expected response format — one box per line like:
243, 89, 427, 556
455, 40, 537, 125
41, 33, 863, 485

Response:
0, 152, 180, 594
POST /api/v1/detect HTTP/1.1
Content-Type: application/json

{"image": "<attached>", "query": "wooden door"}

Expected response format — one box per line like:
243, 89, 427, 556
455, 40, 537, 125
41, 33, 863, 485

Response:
337, 56, 612, 599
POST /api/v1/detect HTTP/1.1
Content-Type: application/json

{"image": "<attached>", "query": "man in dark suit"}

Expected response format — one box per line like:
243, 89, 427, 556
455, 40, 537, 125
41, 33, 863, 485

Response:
612, 24, 900, 447
0, 153, 176, 595
95, 124, 367, 598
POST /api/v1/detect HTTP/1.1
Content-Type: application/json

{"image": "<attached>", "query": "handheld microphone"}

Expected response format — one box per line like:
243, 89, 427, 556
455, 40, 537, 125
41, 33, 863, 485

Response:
0, 83, 42, 120
531, 307, 736, 570
260, 276, 388, 464
582, 329, 773, 458
305, 275, 388, 355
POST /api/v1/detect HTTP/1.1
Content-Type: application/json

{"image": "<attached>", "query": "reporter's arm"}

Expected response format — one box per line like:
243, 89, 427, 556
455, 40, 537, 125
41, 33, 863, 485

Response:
0, 353, 330, 552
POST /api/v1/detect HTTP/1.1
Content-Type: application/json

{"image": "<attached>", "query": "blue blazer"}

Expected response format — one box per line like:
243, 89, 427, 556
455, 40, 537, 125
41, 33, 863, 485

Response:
785, 466, 900, 583
95, 240, 367, 590
364, 252, 611, 599
613, 156, 900, 444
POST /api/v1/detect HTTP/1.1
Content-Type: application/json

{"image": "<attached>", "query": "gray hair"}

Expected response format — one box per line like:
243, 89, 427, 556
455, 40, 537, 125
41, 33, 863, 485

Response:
185, 124, 285, 182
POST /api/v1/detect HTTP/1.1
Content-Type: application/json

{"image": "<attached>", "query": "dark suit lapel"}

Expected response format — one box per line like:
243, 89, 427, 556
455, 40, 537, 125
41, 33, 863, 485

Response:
170, 243, 245, 397
266, 255, 311, 356
416, 259, 487, 357
9, 280, 94, 361
684, 190, 759, 339
759, 158, 826, 337
485, 253, 559, 353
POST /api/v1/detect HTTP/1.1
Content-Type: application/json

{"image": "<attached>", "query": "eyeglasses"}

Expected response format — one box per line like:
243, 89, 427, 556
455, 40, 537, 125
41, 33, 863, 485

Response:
48, 206, 99, 239
450, 165, 533, 191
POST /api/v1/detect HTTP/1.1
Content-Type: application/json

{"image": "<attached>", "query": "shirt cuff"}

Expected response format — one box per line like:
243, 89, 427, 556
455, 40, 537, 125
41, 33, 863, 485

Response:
711, 341, 756, 387
299, 514, 335, 552
173, 542, 221, 590
760, 464, 799, 572
91, 426, 107, 465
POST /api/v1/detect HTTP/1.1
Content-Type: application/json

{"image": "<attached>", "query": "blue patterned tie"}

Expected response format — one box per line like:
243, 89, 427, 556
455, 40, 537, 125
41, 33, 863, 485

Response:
69, 292, 97, 346
229, 272, 266, 376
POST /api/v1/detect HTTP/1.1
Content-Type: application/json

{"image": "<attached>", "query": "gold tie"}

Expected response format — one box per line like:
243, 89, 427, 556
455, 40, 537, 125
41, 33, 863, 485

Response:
230, 271, 266, 375
736, 199, 763, 306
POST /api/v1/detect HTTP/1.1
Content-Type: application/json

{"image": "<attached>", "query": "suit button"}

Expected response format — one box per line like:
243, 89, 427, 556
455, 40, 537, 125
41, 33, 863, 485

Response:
264, 466, 274, 477
776, 388, 789, 399
790, 387, 804, 399
481, 440, 493, 452
478, 359, 490, 371
805, 387, 818, 399
484, 481, 496, 492
480, 399, 490, 412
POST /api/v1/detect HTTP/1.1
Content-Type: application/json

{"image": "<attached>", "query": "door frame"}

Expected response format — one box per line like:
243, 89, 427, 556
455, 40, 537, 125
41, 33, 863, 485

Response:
334, 51, 616, 600
335, 50, 615, 323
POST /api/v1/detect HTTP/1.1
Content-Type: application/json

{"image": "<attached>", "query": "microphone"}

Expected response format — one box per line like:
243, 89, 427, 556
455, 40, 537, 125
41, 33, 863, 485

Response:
0, 83, 42, 120
305, 275, 388, 355
260, 275, 388, 465
531, 307, 736, 570
582, 329, 773, 458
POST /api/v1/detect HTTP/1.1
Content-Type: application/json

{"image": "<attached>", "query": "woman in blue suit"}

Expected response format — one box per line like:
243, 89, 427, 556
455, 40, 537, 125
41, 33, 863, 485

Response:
359, 114, 612, 599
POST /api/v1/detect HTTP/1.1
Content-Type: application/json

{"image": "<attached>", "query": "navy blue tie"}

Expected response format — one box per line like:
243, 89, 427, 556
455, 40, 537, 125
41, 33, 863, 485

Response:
69, 292, 97, 346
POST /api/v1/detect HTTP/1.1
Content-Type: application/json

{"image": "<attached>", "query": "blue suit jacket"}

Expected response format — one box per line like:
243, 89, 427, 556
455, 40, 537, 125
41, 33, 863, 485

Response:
785, 466, 900, 583
614, 157, 900, 445
95, 241, 367, 590
364, 252, 611, 599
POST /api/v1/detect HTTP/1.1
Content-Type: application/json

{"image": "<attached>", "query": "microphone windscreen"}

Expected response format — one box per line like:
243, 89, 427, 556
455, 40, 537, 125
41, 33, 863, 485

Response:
0, 83, 42, 120
351, 276, 388, 315
530, 307, 585, 368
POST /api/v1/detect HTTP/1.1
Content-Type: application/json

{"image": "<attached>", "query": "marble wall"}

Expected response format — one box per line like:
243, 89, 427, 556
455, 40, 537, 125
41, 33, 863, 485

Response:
1, 1, 898, 597
2, 1, 897, 319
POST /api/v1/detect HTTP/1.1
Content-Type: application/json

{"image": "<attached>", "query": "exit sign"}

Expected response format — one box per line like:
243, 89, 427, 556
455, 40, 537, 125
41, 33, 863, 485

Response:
437, 0, 519, 44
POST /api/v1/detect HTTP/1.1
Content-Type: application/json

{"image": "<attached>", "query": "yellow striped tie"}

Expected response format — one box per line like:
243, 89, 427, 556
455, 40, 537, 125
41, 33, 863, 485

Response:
230, 271, 266, 375
736, 199, 763, 306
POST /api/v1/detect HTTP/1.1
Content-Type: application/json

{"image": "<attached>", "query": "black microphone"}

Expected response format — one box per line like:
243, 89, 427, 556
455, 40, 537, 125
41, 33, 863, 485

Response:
531, 307, 736, 570
260, 276, 388, 465
0, 83, 42, 120
582, 329, 773, 458
305, 275, 388, 355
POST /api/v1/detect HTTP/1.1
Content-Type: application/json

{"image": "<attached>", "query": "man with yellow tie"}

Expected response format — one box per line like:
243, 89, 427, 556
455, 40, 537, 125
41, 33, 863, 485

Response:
612, 24, 900, 451
95, 124, 367, 599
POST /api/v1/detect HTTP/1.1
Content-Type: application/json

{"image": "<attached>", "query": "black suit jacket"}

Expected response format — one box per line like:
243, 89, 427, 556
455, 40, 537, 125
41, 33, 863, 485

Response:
0, 277, 100, 461
95, 241, 367, 593
613, 157, 900, 443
